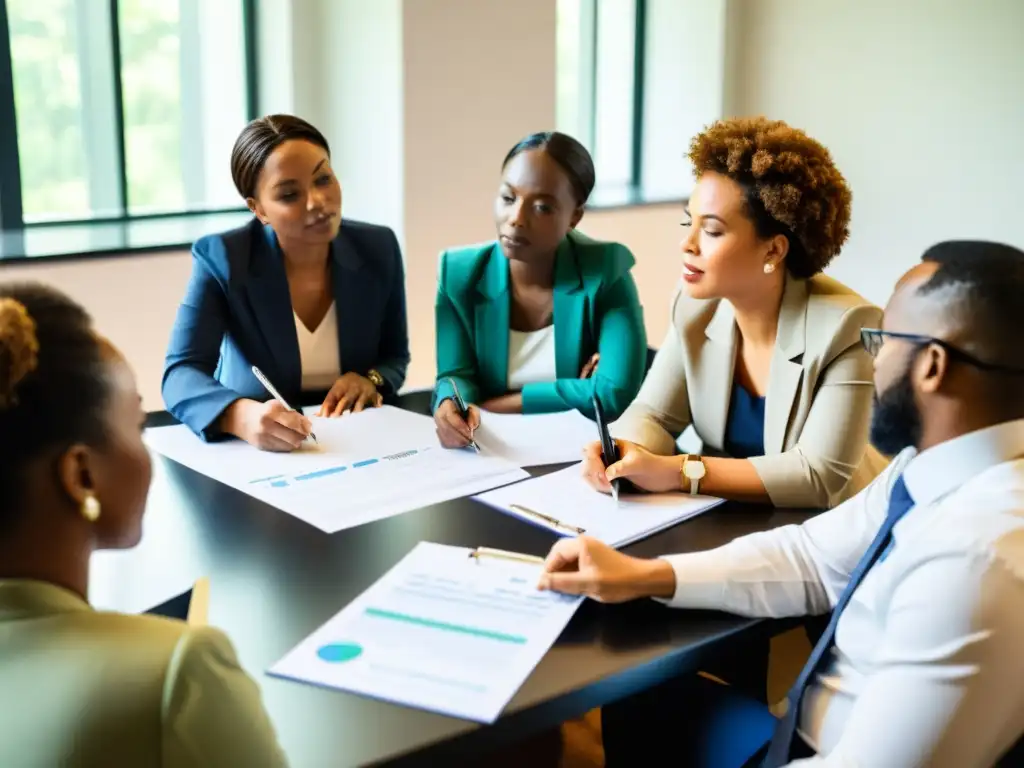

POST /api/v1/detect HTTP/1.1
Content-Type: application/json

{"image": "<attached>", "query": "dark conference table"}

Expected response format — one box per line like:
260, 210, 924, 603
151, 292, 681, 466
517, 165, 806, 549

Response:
93, 396, 812, 767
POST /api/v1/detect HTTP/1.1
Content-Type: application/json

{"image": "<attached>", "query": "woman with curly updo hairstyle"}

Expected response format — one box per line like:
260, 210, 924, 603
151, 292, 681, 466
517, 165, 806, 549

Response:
583, 116, 888, 511
0, 283, 285, 766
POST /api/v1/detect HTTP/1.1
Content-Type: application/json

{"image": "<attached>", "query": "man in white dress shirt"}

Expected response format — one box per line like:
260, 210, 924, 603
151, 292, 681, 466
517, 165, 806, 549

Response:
539, 241, 1024, 767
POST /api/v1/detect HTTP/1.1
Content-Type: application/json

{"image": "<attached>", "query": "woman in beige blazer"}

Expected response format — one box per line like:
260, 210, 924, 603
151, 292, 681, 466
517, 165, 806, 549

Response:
0, 284, 287, 767
584, 117, 886, 509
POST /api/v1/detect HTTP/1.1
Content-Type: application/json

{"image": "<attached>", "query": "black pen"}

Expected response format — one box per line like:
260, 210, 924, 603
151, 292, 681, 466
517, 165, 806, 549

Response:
448, 377, 480, 452
592, 394, 620, 504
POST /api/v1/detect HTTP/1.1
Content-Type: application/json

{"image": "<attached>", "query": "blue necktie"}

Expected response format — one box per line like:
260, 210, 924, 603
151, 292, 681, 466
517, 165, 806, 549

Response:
761, 475, 915, 767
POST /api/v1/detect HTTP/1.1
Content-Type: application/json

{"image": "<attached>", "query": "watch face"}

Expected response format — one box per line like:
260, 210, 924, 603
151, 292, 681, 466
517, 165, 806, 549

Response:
685, 461, 706, 479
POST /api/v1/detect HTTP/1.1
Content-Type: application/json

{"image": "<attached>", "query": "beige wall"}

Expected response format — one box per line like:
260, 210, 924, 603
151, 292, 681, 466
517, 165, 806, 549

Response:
401, 0, 557, 387
2, 253, 193, 411
3, 0, 1022, 412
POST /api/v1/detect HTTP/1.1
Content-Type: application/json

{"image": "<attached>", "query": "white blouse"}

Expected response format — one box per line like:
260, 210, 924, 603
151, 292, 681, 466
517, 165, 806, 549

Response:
295, 303, 341, 390
507, 325, 557, 391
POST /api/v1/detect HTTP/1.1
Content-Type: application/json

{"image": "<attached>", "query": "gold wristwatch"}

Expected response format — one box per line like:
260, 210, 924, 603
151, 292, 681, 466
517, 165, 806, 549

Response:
366, 369, 385, 389
680, 454, 706, 495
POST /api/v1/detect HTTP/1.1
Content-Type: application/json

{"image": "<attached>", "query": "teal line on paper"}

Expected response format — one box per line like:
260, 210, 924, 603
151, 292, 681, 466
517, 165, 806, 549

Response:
317, 642, 363, 663
271, 480, 289, 488
363, 607, 527, 644
353, 458, 379, 468
249, 474, 286, 484
295, 465, 348, 482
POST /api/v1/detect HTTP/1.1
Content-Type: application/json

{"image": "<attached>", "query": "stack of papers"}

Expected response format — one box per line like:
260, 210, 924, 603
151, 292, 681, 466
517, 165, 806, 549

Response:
144, 407, 529, 533
268, 542, 582, 722
474, 464, 723, 548
473, 410, 597, 467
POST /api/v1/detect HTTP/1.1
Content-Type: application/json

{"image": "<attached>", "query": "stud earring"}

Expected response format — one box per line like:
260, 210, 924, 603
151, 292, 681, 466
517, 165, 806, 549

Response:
81, 494, 101, 523
763, 263, 776, 274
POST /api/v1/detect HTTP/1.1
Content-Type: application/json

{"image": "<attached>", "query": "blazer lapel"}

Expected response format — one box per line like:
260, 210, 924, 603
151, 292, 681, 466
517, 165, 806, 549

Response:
331, 229, 365, 375
246, 225, 301, 395
693, 300, 738, 450
474, 245, 510, 395
764, 275, 808, 454
552, 236, 585, 379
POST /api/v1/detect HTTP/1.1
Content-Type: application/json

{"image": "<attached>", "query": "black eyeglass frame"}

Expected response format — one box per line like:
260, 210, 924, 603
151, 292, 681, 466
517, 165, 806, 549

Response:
860, 328, 1024, 375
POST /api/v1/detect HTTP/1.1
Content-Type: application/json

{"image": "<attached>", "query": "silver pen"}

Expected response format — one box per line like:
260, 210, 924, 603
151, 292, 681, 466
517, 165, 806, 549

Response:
251, 365, 317, 443
468, 547, 545, 565
510, 504, 585, 535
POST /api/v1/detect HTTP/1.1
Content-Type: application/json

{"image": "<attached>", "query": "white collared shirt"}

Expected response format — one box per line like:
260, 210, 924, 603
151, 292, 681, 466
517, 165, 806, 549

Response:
661, 419, 1024, 767
295, 303, 341, 391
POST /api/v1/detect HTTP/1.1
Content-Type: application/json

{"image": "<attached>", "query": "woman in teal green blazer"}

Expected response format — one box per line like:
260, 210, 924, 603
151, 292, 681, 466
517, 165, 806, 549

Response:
433, 131, 647, 448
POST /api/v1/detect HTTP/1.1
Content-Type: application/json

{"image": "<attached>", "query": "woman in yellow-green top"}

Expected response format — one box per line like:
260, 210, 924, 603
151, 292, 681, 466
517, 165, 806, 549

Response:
0, 284, 286, 767
433, 131, 648, 448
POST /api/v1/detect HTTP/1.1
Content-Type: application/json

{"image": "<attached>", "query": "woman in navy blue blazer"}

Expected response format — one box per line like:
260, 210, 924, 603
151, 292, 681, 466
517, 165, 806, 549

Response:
162, 115, 409, 451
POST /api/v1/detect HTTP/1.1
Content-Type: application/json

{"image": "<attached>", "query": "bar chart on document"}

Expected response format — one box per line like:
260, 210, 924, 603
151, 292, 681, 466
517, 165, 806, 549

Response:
144, 407, 529, 532
269, 542, 583, 722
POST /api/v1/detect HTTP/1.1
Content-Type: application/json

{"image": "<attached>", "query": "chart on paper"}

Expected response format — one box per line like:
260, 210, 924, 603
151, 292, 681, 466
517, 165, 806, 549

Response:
269, 541, 583, 722
145, 407, 529, 533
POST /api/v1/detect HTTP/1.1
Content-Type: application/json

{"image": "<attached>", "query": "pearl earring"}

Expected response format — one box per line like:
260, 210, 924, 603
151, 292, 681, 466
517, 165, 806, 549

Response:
763, 263, 776, 274
81, 494, 101, 523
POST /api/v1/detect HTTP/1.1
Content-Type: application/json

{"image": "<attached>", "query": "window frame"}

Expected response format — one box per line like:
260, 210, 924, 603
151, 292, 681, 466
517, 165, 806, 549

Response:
0, 0, 260, 233
567, 0, 689, 210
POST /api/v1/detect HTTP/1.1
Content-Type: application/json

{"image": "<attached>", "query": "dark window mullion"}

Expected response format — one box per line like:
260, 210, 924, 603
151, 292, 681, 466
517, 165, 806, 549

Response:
109, 0, 129, 215
630, 0, 647, 191
242, 0, 259, 121
0, 0, 25, 229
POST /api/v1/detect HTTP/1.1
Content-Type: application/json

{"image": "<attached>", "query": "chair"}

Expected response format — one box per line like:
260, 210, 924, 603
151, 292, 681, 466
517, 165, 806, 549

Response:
645, 345, 658, 375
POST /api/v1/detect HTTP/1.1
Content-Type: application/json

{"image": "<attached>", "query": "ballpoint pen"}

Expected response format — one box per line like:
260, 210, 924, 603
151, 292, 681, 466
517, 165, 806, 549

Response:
468, 546, 546, 565
251, 365, 318, 443
510, 504, 585, 535
448, 377, 480, 452
592, 394, 620, 503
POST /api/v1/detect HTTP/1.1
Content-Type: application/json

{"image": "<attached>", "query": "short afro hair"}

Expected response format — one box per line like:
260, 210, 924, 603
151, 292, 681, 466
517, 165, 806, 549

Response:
688, 116, 852, 279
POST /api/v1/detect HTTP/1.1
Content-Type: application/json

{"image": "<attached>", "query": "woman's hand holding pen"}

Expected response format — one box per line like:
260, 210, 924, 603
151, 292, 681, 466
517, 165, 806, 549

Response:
581, 439, 680, 493
221, 399, 313, 452
434, 398, 480, 449
318, 373, 383, 417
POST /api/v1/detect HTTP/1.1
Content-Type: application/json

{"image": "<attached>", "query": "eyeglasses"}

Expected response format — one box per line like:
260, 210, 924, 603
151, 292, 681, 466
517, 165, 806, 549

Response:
860, 328, 1024, 374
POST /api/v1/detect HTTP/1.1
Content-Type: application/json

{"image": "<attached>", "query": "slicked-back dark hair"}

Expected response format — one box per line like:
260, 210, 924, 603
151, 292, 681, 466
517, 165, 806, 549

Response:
230, 114, 331, 199
502, 131, 596, 206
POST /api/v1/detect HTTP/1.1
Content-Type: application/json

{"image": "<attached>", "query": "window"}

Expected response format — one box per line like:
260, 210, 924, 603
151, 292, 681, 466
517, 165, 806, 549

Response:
0, 0, 257, 228
557, 0, 728, 205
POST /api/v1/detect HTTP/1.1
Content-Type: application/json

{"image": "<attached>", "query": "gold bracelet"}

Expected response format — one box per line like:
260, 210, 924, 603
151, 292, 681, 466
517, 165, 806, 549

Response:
679, 454, 689, 491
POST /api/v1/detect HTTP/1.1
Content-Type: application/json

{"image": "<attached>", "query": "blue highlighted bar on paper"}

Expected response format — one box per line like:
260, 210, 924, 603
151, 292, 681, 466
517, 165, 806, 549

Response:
295, 465, 348, 482
353, 458, 379, 468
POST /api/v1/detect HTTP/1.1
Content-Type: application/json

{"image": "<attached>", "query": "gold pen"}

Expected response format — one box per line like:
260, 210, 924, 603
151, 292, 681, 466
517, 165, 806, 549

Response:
510, 504, 585, 535
468, 546, 546, 565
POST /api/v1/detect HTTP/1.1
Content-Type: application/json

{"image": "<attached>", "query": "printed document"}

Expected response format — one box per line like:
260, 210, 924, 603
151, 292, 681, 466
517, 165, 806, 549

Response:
144, 407, 529, 533
474, 464, 723, 547
473, 410, 597, 467
268, 542, 583, 722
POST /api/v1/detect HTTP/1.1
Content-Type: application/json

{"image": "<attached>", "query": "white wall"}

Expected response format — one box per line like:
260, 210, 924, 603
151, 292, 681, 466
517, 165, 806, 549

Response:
4, 0, 1022, 411
320, 0, 404, 240
725, 0, 1024, 304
